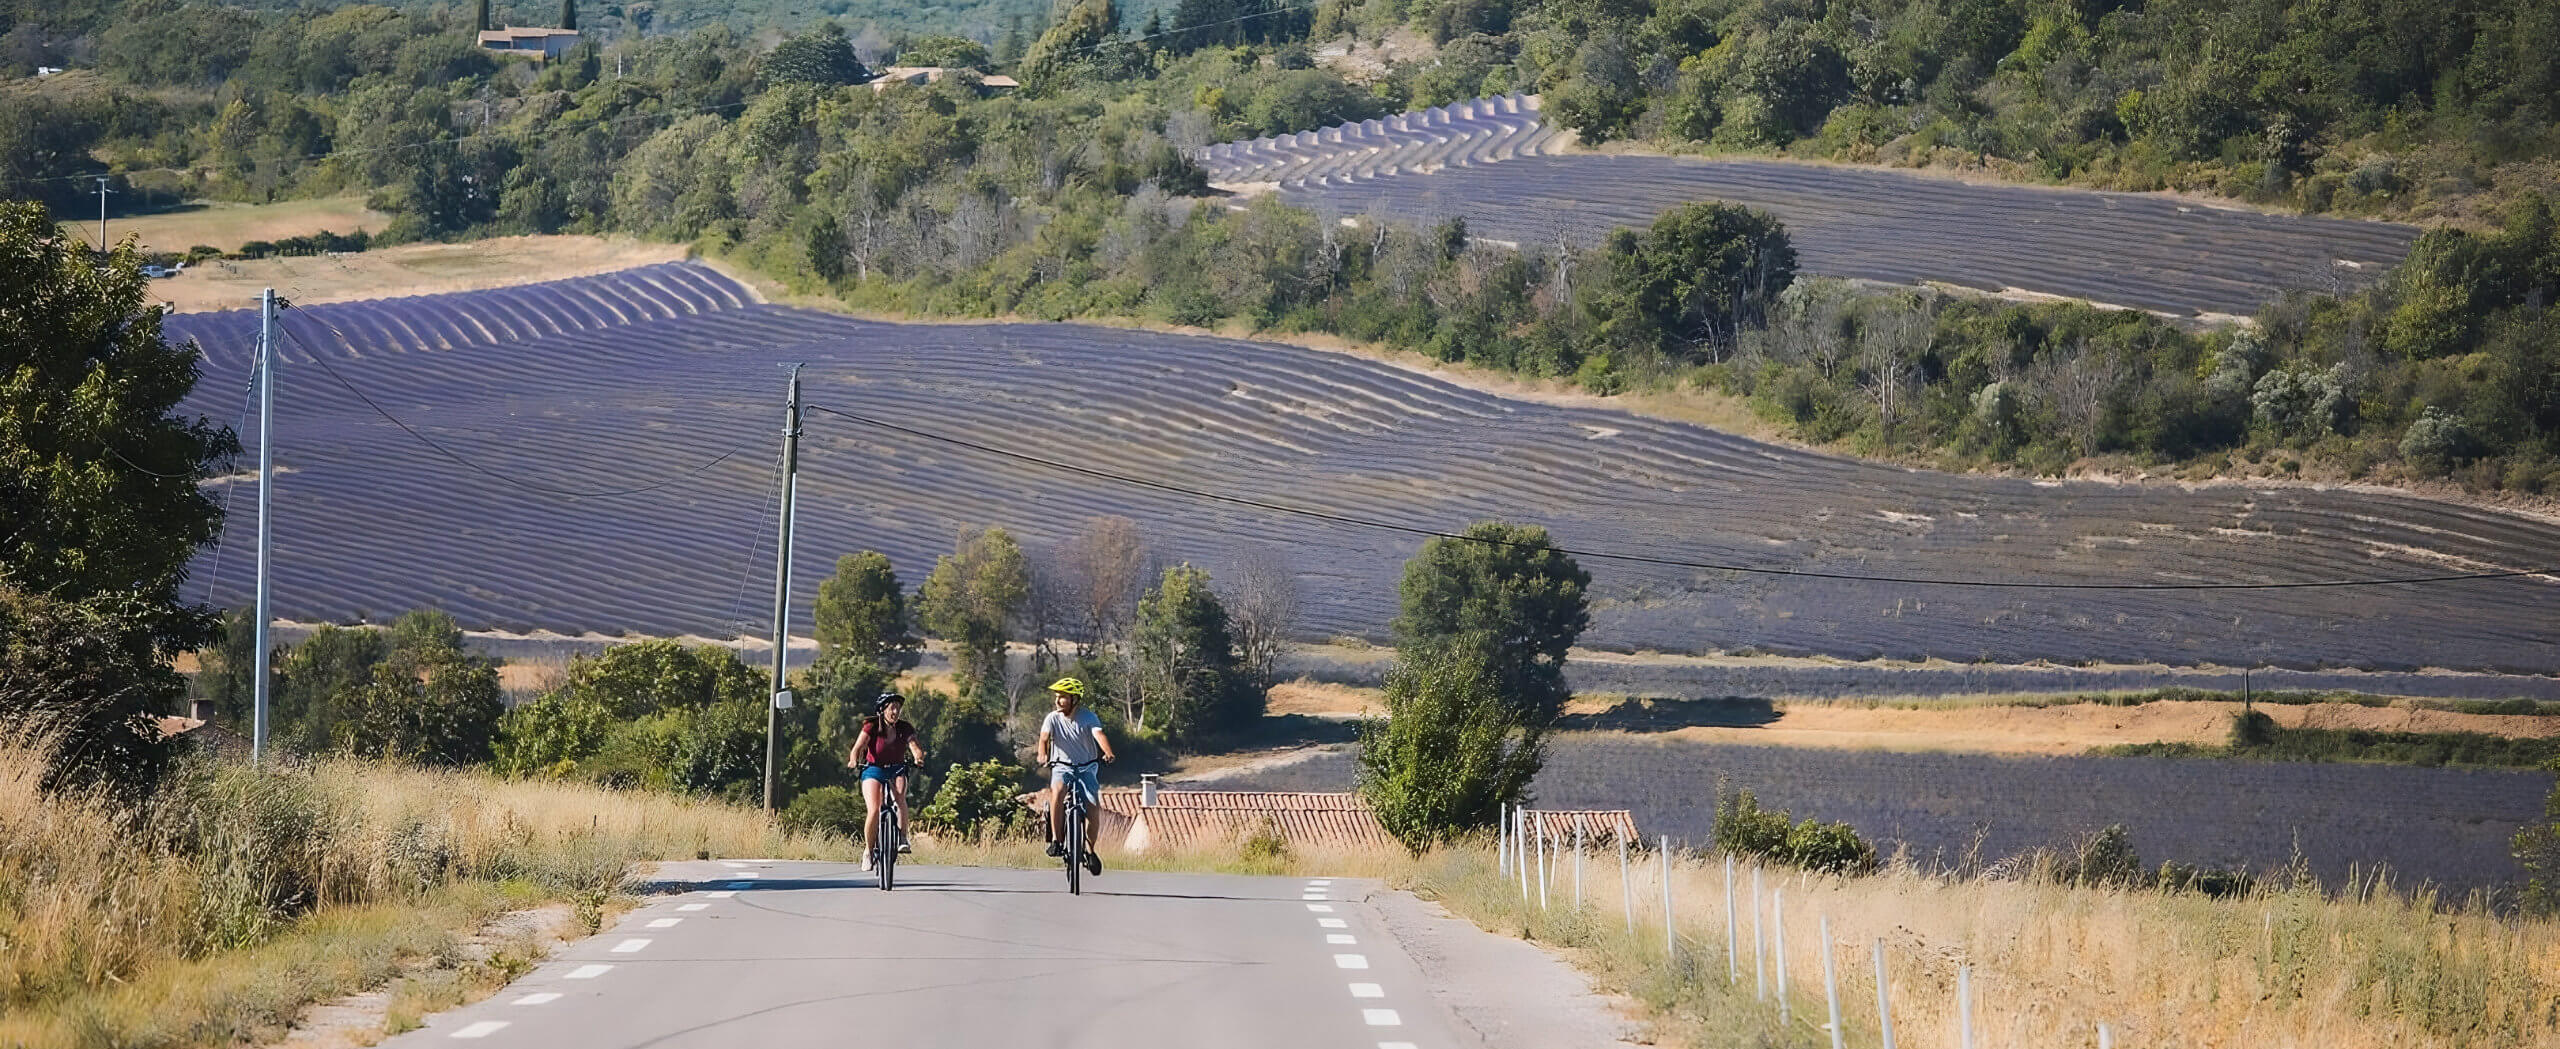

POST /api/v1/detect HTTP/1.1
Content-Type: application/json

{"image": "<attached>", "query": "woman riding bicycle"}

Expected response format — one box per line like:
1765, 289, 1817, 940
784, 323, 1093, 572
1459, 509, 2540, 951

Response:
850, 692, 926, 872
1038, 677, 1115, 876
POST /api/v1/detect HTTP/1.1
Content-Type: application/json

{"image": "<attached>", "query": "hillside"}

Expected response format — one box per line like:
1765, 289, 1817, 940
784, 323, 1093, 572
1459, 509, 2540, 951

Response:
161, 262, 2560, 674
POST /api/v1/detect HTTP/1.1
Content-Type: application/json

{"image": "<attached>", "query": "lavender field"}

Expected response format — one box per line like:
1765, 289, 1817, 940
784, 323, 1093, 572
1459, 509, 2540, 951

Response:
1184, 740, 2559, 893
1202, 97, 2419, 318
164, 263, 2560, 675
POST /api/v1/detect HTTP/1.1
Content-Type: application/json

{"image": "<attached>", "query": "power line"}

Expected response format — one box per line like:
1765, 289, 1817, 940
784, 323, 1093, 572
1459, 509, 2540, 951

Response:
802, 402, 2560, 592
274, 320, 745, 499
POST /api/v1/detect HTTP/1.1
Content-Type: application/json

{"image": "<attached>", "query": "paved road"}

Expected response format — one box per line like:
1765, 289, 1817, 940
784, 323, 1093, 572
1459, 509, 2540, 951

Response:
382, 860, 1470, 1049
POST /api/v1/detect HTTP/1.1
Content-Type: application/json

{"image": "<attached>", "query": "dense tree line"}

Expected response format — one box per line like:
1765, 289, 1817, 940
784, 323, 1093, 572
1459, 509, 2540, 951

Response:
1338, 0, 2557, 220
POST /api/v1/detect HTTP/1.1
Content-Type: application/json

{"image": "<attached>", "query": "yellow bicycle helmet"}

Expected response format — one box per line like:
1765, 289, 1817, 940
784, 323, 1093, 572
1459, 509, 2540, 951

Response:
1048, 676, 1088, 697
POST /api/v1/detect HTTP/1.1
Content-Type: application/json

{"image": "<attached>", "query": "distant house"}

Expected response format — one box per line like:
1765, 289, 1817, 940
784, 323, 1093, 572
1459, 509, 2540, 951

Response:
477, 26, 582, 61
1091, 781, 1399, 854
867, 66, 1018, 94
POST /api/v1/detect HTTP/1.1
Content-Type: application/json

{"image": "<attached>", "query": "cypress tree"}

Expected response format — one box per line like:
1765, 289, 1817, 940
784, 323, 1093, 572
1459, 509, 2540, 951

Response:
474, 0, 491, 30
559, 0, 577, 31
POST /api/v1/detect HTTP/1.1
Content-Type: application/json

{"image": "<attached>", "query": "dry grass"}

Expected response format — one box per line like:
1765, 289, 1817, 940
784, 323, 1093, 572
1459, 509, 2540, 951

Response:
0, 734, 854, 1048
1426, 841, 2560, 1049
75, 197, 390, 256
937, 814, 2560, 1048
1615, 697, 2560, 756
157, 235, 689, 313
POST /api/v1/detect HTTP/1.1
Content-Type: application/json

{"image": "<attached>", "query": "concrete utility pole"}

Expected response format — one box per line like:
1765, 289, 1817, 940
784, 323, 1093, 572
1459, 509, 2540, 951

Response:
94, 176, 115, 251
762, 364, 804, 813
251, 288, 277, 763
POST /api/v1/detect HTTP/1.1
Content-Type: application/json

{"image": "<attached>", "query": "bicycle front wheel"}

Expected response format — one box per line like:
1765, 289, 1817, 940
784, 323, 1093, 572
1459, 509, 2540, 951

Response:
1066, 803, 1083, 896
877, 806, 897, 891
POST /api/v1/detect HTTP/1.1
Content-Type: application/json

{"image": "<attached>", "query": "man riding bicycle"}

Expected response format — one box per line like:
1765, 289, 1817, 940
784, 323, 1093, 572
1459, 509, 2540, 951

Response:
850, 692, 926, 872
1038, 677, 1116, 875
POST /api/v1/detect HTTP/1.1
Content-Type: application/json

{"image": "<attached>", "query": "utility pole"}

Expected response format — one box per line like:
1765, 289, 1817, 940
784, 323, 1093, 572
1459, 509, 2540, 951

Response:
251, 288, 277, 763
762, 364, 804, 813
94, 176, 115, 251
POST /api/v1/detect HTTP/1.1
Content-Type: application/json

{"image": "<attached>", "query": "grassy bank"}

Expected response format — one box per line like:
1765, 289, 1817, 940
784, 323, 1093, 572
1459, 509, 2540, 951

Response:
0, 735, 857, 1049
919, 824, 2560, 1048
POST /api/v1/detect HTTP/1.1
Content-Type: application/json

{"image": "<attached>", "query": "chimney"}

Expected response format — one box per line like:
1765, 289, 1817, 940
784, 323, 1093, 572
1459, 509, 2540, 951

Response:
1140, 773, 1159, 807
190, 699, 216, 723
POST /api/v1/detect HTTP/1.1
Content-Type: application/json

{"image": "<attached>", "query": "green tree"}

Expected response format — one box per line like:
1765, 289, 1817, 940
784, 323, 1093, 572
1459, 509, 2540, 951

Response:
896, 35, 992, 69
275, 623, 390, 753
1357, 649, 1544, 853
812, 550, 916, 671
475, 0, 492, 31
551, 639, 765, 718
1131, 563, 1258, 748
559, 0, 578, 31
2518, 769, 2560, 915
762, 23, 868, 87
0, 202, 234, 634
1017, 0, 1118, 90
493, 691, 614, 777
1390, 521, 1591, 723
1, 202, 231, 789
1602, 202, 1797, 359
917, 526, 1028, 702
334, 626, 502, 766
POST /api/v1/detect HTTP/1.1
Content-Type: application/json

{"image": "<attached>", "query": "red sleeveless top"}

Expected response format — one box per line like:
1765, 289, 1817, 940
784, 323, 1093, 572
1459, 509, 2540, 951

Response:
861, 718, 916, 766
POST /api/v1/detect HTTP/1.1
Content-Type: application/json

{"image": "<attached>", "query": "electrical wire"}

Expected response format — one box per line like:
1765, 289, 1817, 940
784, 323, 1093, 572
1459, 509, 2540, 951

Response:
274, 320, 745, 499
725, 443, 787, 635
802, 402, 2560, 592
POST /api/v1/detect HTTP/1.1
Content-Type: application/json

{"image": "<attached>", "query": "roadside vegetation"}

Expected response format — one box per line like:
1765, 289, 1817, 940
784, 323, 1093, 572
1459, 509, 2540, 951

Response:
2106, 708, 2560, 768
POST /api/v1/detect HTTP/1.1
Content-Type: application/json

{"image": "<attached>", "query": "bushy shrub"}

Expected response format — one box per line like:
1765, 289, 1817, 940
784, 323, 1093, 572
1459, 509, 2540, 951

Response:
2052, 823, 2145, 887
915, 758, 1027, 839
2399, 407, 2477, 474
1717, 789, 1877, 874
780, 785, 867, 838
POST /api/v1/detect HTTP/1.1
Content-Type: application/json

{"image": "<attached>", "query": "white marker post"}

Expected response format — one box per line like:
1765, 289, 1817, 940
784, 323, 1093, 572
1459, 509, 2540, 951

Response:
2099, 1023, 2113, 1049
1753, 865, 1767, 1001
1618, 832, 1634, 934
1518, 809, 1531, 901
1724, 853, 1739, 983
1874, 938, 1897, 1049
1821, 915, 1845, 1049
1660, 836, 1675, 960
1573, 820, 1585, 911
1537, 822, 1549, 911
1958, 965, 1975, 1049
1774, 887, 1790, 1024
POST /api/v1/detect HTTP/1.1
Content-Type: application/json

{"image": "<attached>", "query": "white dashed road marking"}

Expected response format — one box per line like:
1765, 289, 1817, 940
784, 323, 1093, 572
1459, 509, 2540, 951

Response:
646, 918, 682, 929
1334, 954, 1370, 969
1327, 934, 1357, 944
1362, 1009, 1402, 1026
450, 1021, 509, 1038
705, 891, 736, 898
611, 938, 652, 953
1306, 904, 1335, 913
1348, 983, 1384, 998
677, 903, 708, 911
1318, 918, 1348, 928
512, 993, 561, 1005
1379, 1042, 1420, 1049
565, 965, 613, 979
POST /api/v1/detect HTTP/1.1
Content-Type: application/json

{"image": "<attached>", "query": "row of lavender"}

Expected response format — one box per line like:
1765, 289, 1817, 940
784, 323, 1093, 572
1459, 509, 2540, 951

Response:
162, 264, 2559, 672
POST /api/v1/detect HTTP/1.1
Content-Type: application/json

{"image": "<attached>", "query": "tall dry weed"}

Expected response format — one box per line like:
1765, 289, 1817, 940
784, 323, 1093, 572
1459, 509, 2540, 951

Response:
1437, 835, 2560, 1049
0, 732, 854, 1027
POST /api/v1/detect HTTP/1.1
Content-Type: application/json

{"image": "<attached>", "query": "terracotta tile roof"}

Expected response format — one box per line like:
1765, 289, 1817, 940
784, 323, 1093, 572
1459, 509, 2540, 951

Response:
1094, 789, 1396, 853
1521, 809, 1641, 846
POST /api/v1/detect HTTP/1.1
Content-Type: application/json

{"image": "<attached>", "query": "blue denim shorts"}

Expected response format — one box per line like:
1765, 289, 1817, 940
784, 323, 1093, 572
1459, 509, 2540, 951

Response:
1050, 764, 1099, 803
860, 765, 908, 783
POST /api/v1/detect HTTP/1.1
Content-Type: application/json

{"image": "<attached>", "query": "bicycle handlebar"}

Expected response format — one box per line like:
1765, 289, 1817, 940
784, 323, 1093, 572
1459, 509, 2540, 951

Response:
1046, 757, 1106, 769
862, 762, 913, 773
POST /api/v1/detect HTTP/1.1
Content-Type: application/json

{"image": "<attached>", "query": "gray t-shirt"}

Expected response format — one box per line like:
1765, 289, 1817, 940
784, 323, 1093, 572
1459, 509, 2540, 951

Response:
1043, 707, 1105, 765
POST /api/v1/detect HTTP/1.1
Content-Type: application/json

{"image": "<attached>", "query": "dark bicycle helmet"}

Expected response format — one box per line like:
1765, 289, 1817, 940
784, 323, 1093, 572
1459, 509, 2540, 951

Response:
874, 691, 904, 712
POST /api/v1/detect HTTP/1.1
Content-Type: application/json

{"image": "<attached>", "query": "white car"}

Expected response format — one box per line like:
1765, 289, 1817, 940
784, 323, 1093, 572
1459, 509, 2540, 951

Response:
140, 263, 183, 278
